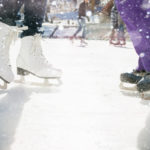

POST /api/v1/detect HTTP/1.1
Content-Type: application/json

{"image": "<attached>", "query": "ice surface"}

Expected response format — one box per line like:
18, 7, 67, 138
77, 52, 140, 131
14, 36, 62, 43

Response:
0, 39, 150, 150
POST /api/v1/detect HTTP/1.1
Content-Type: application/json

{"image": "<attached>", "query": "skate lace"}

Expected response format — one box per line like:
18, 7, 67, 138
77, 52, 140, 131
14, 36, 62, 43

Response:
32, 34, 51, 67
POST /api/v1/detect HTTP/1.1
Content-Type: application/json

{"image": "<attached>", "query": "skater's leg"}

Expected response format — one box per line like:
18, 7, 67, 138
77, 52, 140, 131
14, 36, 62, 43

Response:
115, 0, 150, 91
117, 16, 126, 45
0, 22, 17, 88
111, 5, 118, 30
110, 4, 120, 45
136, 57, 145, 72
24, 0, 47, 28
115, 0, 150, 72
81, 18, 86, 39
118, 23, 125, 38
73, 19, 82, 37
21, 0, 47, 37
17, 0, 62, 81
0, 0, 23, 88
0, 0, 23, 26
80, 18, 88, 45
118, 14, 125, 34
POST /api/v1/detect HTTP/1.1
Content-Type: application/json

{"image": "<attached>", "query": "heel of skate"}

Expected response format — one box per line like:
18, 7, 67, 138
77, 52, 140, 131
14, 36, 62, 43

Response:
15, 67, 27, 84
17, 67, 29, 76
0, 79, 8, 89
0, 77, 9, 89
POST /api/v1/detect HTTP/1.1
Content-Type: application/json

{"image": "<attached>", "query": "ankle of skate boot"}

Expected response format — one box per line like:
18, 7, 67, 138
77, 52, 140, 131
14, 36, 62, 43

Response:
137, 78, 150, 92
17, 67, 29, 76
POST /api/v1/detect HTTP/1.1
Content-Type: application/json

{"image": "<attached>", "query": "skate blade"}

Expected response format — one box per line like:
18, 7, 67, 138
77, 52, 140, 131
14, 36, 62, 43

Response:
78, 44, 87, 47
109, 41, 126, 47
114, 45, 126, 48
110, 43, 126, 48
14, 76, 62, 87
120, 82, 150, 100
16, 67, 62, 86
119, 82, 137, 91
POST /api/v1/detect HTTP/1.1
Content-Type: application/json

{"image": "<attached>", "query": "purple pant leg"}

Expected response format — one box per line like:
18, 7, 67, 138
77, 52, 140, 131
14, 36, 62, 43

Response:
136, 57, 145, 71
115, 0, 150, 72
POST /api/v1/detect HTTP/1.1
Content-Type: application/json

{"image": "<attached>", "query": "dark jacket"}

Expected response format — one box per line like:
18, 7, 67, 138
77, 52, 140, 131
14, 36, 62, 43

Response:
78, 2, 88, 19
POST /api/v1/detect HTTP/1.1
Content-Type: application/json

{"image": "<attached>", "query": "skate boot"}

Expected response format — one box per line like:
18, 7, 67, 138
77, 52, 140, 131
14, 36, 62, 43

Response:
80, 38, 88, 47
109, 29, 119, 45
16, 34, 62, 86
0, 22, 15, 89
137, 73, 150, 93
110, 29, 126, 46
70, 36, 74, 41
120, 70, 145, 84
120, 70, 146, 91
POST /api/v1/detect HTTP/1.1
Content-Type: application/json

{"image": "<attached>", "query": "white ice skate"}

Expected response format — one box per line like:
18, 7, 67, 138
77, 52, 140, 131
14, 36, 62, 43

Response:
0, 22, 16, 89
16, 34, 62, 86
79, 39, 88, 47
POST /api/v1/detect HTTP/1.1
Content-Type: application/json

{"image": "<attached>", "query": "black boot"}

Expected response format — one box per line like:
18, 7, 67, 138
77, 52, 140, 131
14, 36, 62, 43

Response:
137, 73, 150, 92
120, 70, 145, 84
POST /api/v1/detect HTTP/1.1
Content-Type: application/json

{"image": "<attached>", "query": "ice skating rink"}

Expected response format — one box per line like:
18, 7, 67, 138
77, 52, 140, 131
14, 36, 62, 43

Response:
0, 39, 150, 150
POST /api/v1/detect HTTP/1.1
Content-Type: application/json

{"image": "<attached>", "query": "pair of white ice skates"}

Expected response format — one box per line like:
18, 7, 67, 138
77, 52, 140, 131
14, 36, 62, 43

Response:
0, 22, 62, 89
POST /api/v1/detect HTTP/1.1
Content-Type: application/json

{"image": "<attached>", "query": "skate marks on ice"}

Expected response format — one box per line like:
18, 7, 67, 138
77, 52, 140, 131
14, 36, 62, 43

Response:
0, 85, 59, 150
120, 82, 150, 100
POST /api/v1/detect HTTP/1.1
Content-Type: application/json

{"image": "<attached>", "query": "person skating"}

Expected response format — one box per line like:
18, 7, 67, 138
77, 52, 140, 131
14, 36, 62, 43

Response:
70, 0, 89, 46
100, 0, 126, 46
115, 0, 150, 92
109, 4, 126, 46
0, 0, 62, 89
